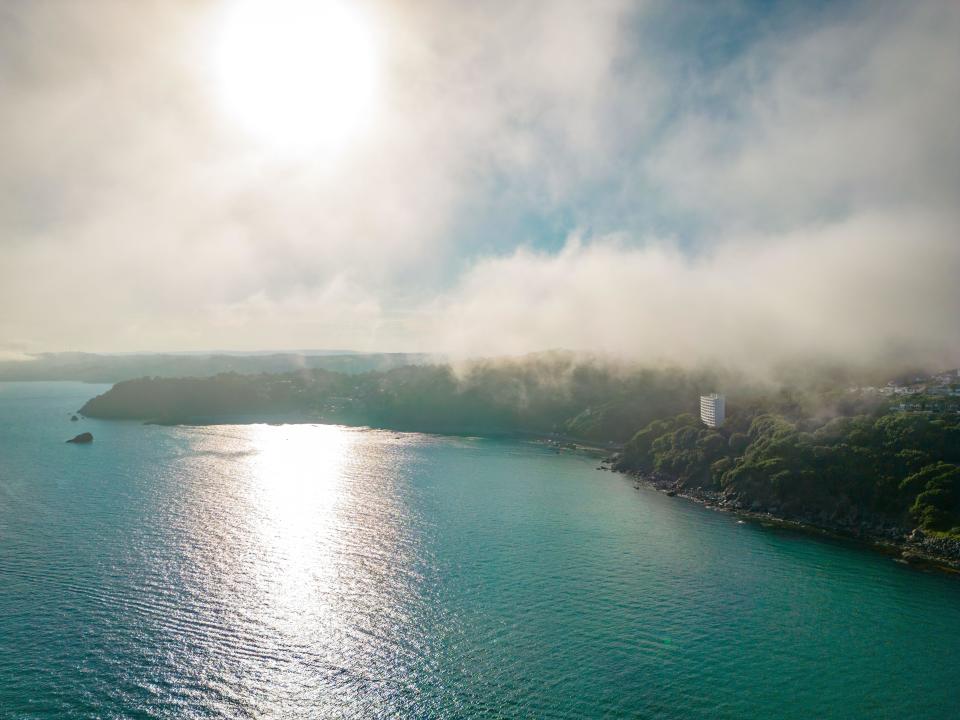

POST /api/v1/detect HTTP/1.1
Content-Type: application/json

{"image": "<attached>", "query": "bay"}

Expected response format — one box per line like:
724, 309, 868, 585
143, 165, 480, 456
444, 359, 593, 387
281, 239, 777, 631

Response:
1, 382, 959, 719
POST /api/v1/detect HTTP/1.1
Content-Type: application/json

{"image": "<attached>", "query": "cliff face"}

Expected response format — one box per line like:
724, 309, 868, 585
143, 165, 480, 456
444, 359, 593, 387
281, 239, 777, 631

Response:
615, 411, 960, 545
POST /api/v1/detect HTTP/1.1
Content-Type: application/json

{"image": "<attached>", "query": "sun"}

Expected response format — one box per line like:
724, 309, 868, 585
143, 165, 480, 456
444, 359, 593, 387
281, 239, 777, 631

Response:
211, 0, 380, 153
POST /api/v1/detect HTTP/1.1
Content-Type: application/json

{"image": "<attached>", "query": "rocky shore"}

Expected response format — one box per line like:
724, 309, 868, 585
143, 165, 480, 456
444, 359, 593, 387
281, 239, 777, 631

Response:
600, 456, 960, 573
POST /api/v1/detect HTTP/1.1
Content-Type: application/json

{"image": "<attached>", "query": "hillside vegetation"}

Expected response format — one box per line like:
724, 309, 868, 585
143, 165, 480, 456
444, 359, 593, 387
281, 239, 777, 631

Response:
616, 411, 960, 538
81, 355, 740, 441
81, 354, 960, 541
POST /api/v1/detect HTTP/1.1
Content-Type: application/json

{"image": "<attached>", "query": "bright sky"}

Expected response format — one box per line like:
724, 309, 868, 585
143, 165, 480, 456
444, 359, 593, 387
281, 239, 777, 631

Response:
0, 0, 958, 369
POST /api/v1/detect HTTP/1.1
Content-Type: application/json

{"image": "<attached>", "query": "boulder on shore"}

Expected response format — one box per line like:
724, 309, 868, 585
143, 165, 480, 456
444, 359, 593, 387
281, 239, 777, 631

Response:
66, 432, 93, 444
70, 415, 79, 421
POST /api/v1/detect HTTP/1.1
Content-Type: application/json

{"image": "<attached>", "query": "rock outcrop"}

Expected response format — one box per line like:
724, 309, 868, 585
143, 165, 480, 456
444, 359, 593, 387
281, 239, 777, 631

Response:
66, 432, 93, 444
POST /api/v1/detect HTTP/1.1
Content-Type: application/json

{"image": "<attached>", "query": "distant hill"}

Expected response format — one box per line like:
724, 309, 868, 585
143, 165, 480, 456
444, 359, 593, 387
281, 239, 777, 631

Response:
77, 355, 731, 438
0, 351, 437, 383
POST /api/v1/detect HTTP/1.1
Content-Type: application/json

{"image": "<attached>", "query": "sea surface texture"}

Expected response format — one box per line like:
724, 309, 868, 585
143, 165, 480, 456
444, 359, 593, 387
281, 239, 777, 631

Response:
1, 382, 959, 719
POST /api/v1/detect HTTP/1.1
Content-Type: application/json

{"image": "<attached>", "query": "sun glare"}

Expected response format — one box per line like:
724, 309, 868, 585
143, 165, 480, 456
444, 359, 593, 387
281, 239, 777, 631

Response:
212, 0, 380, 153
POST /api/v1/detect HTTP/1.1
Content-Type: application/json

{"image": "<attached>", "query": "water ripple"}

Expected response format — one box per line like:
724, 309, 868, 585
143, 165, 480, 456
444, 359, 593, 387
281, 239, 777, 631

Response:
2, 385, 960, 718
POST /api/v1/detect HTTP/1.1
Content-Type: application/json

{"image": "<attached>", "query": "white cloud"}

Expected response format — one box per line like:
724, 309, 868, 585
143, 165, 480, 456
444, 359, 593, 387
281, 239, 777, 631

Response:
0, 0, 956, 370
647, 0, 960, 232
425, 209, 960, 370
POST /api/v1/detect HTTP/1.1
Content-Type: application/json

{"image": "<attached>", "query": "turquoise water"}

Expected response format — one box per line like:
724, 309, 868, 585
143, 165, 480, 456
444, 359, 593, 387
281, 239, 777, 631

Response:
1, 382, 960, 718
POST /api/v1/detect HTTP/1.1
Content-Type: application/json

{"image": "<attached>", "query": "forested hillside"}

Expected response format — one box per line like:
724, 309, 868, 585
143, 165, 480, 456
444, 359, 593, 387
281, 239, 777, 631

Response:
616, 411, 960, 538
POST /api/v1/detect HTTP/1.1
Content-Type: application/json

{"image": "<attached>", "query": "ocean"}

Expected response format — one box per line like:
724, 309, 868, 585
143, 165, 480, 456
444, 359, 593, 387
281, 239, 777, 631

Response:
1, 382, 959, 718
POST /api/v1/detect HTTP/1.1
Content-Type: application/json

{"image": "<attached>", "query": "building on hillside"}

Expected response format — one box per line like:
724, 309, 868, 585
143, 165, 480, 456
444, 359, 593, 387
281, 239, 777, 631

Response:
700, 393, 725, 428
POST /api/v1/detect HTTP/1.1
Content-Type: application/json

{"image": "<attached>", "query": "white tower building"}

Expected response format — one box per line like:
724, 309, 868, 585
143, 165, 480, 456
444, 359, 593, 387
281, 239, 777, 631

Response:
700, 393, 725, 428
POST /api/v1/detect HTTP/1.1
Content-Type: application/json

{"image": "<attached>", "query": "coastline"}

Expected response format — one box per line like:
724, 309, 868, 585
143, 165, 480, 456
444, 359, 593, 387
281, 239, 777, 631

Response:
138, 413, 624, 454
604, 458, 960, 575
82, 405, 960, 573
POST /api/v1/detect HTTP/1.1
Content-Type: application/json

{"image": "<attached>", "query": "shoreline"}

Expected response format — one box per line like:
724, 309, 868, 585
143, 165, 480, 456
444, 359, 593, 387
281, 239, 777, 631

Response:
134, 413, 623, 454
80, 409, 960, 573
604, 460, 960, 575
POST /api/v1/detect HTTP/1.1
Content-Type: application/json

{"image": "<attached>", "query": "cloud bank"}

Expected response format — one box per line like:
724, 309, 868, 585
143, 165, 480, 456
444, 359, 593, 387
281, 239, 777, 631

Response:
0, 0, 957, 370
430, 211, 959, 370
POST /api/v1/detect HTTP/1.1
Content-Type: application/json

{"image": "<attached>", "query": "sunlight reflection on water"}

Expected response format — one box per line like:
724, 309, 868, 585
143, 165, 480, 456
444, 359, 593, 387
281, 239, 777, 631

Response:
173, 424, 428, 717
246, 424, 352, 624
